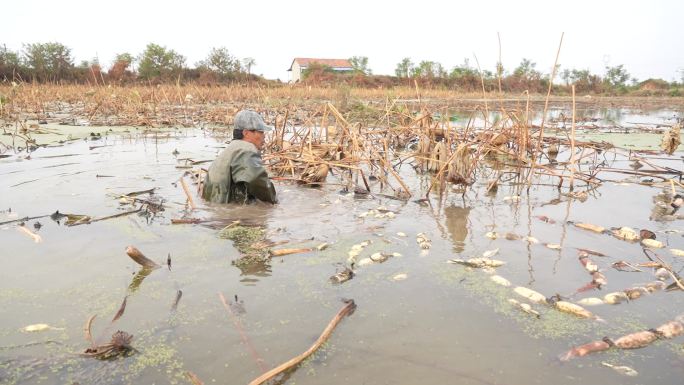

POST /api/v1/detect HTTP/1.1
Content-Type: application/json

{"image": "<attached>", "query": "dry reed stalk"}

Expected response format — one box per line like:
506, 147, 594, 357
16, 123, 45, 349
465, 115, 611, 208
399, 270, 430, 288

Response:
180, 177, 196, 210
376, 155, 411, 197
568, 85, 577, 190
269, 248, 313, 257
17, 225, 42, 243
125, 246, 160, 269
247, 299, 356, 385
473, 54, 489, 128
532, 32, 564, 165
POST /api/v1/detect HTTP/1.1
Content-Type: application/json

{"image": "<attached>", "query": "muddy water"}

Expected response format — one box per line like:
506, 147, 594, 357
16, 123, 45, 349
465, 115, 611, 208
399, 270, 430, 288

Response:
1, 119, 683, 384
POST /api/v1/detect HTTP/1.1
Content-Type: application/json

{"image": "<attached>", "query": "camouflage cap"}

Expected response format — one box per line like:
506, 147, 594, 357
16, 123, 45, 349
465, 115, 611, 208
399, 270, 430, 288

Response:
234, 110, 273, 132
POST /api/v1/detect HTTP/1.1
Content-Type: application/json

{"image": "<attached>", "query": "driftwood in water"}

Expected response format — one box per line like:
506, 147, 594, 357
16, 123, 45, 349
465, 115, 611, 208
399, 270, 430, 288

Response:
185, 371, 204, 385
180, 177, 196, 210
269, 248, 313, 257
247, 299, 356, 385
68, 207, 142, 227
17, 225, 42, 243
125, 246, 160, 269
111, 296, 128, 323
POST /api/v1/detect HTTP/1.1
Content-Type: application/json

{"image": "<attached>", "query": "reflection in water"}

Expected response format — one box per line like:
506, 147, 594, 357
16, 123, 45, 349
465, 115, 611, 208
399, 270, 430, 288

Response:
444, 204, 471, 253
128, 267, 154, 293
237, 259, 272, 285
203, 201, 275, 283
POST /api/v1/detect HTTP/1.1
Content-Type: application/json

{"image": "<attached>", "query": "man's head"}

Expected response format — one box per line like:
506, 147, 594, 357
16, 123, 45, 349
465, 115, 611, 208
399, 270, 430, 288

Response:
234, 110, 272, 150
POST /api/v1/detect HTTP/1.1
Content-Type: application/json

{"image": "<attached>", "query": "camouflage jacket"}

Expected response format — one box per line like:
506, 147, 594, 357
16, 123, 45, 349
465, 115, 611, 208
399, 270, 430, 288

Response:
202, 140, 277, 204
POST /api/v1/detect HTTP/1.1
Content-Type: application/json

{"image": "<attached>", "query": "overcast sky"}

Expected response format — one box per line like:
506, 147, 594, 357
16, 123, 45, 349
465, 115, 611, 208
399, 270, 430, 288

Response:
3, 0, 683, 83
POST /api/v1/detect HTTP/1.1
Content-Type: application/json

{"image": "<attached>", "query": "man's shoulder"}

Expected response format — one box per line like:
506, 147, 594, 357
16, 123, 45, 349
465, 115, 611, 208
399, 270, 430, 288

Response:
229, 140, 258, 152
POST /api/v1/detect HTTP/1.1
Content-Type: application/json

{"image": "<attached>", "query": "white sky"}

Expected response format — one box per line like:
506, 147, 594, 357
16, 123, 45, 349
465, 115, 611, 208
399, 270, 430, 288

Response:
3, 0, 683, 83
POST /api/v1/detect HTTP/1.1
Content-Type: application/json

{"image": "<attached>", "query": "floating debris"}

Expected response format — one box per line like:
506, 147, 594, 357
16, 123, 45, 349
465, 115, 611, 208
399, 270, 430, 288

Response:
601, 362, 638, 377
513, 286, 548, 304
485, 231, 498, 239
503, 195, 521, 202
535, 215, 556, 224
641, 238, 664, 248
346, 241, 371, 263
17, 225, 42, 243
370, 252, 391, 263
270, 248, 313, 257
545, 243, 561, 250
560, 316, 684, 360
525, 236, 540, 244
644, 281, 666, 292
357, 257, 373, 267
416, 233, 431, 249
508, 298, 540, 318
490, 275, 511, 287
655, 319, 684, 338
579, 254, 599, 273
573, 222, 606, 233
560, 339, 612, 361
396, 232, 407, 237
82, 330, 135, 359
611, 227, 639, 242
576, 297, 605, 306
639, 229, 656, 240
504, 232, 521, 240
604, 292, 630, 305
316, 242, 329, 251
611, 260, 643, 272
591, 272, 608, 287
671, 248, 684, 257
482, 248, 499, 258
614, 330, 658, 349
623, 287, 649, 300
21, 323, 64, 333
548, 296, 600, 320
448, 257, 505, 268
330, 265, 354, 284
392, 273, 408, 281
125, 246, 160, 269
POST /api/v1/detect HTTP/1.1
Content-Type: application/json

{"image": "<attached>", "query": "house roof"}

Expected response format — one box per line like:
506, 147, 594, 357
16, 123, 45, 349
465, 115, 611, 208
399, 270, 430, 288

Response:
288, 58, 353, 71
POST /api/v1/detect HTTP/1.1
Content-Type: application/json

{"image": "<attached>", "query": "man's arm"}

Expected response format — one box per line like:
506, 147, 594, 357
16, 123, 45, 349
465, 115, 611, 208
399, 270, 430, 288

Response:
231, 150, 278, 203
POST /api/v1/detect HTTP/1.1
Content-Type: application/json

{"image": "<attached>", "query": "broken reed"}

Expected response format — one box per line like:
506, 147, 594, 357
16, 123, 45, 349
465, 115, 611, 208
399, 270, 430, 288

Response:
262, 99, 601, 200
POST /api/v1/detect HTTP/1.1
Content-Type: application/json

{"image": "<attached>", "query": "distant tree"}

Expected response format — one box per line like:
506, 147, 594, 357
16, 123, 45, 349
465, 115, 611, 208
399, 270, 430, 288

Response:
197, 47, 241, 79
108, 53, 135, 83
137, 43, 185, 80
22, 42, 74, 82
115, 53, 134, 66
567, 68, 603, 93
449, 58, 478, 78
0, 45, 22, 80
395, 58, 413, 78
349, 56, 371, 75
513, 58, 540, 80
561, 68, 571, 86
242, 57, 255, 75
412, 60, 443, 78
604, 64, 631, 88
496, 61, 505, 78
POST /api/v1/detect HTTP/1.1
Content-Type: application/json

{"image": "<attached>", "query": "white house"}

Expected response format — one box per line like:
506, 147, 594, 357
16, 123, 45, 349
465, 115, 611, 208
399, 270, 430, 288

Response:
287, 58, 354, 83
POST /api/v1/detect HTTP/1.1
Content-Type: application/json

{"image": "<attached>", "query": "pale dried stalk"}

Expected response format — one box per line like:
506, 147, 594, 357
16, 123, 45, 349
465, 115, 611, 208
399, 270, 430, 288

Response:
248, 300, 356, 385
180, 177, 196, 210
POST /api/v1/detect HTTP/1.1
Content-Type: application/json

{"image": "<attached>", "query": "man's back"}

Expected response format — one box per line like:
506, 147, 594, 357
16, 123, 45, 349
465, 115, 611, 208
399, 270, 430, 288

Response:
202, 140, 277, 204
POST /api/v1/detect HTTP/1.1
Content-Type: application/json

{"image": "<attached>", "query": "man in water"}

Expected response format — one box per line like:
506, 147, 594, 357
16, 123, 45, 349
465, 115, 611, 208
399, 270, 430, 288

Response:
202, 110, 277, 204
